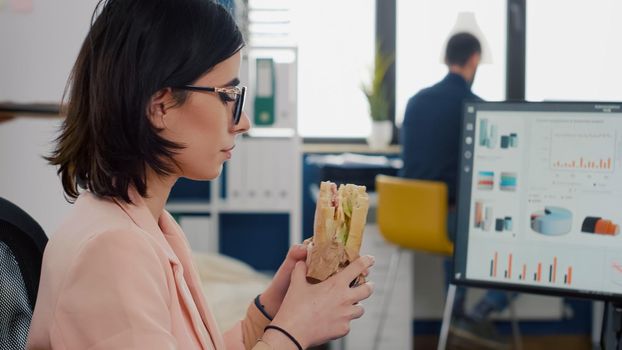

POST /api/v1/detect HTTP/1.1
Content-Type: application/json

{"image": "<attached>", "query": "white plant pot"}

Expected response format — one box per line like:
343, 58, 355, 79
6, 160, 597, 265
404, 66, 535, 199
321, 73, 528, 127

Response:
367, 120, 393, 150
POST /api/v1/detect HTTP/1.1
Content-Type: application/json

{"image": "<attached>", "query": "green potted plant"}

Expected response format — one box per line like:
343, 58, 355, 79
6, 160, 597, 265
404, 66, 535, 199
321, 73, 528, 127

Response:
361, 45, 394, 149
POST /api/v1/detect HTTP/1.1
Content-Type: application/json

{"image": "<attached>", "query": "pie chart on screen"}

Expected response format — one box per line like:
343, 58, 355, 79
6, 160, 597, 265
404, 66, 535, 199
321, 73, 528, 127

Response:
530, 207, 573, 236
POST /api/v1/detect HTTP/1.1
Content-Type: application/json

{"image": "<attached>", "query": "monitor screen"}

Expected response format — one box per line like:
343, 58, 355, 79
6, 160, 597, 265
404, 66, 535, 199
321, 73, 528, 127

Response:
454, 101, 622, 301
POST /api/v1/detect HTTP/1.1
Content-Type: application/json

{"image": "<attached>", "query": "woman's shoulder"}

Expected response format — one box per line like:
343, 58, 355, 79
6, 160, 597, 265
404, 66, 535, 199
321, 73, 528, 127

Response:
54, 192, 134, 235
45, 192, 156, 264
36, 192, 173, 305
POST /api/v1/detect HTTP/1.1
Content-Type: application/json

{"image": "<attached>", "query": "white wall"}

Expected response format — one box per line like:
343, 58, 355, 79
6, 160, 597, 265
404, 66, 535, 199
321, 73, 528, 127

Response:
0, 118, 70, 234
0, 0, 98, 234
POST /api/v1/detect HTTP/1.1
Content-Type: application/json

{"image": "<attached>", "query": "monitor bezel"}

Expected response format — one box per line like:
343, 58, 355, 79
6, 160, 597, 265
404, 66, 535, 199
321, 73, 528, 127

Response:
453, 100, 622, 302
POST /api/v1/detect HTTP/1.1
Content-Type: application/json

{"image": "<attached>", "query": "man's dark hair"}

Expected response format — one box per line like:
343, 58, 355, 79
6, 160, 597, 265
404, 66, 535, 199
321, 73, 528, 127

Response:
444, 32, 481, 66
47, 0, 244, 203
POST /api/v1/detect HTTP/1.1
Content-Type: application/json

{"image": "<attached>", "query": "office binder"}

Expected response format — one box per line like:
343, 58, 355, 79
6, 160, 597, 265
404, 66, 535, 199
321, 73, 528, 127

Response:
254, 58, 275, 126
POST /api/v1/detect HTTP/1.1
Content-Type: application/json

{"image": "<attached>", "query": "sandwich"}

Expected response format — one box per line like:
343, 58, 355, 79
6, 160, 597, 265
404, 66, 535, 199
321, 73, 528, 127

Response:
304, 181, 370, 284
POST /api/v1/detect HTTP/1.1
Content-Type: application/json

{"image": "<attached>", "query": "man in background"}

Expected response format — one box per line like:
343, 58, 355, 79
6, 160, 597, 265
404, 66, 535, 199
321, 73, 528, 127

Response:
400, 32, 513, 349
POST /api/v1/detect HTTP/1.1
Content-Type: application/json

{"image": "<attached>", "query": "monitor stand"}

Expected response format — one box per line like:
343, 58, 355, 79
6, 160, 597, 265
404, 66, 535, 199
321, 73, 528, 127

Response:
602, 301, 622, 349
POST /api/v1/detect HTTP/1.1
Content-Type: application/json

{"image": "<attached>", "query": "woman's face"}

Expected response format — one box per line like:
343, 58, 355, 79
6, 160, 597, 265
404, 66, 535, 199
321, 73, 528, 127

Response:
159, 51, 250, 180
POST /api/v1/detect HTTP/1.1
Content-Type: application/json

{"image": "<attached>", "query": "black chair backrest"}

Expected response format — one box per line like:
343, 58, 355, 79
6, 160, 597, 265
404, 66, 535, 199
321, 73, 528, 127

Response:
0, 197, 47, 350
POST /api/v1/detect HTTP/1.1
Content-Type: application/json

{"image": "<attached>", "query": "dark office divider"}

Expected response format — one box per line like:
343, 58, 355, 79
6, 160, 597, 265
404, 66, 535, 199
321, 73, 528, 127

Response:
506, 0, 526, 100
376, 0, 397, 143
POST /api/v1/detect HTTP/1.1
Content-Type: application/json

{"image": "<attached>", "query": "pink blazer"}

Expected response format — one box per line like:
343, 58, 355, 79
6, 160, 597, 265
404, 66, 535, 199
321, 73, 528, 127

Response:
27, 188, 271, 350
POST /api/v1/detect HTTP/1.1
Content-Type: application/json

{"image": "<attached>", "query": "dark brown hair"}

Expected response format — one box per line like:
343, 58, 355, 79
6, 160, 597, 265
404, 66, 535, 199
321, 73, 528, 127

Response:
445, 32, 481, 67
47, 0, 244, 203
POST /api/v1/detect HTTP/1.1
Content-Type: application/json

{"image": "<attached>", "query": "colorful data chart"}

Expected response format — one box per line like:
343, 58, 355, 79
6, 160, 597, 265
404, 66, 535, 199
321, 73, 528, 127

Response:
552, 157, 612, 171
489, 252, 573, 285
530, 207, 573, 236
474, 201, 494, 231
477, 171, 494, 190
474, 201, 513, 233
500, 172, 517, 191
478, 119, 518, 150
494, 216, 513, 232
479, 119, 497, 149
500, 133, 519, 149
581, 216, 620, 236
489, 253, 519, 279
550, 130, 615, 173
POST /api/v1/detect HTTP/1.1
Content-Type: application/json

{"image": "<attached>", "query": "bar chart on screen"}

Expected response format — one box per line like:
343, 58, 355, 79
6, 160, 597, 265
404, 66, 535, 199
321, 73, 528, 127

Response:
549, 130, 616, 173
552, 157, 612, 171
485, 250, 575, 286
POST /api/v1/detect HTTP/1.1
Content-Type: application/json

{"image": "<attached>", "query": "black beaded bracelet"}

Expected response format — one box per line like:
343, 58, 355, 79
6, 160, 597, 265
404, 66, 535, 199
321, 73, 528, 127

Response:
254, 294, 273, 321
264, 324, 303, 350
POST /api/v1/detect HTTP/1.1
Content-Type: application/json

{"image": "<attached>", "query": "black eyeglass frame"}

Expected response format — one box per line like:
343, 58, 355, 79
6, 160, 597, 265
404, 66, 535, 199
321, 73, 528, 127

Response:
174, 85, 246, 125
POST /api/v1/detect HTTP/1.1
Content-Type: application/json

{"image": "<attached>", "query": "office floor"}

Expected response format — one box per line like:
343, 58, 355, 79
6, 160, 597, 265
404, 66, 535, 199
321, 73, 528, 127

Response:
308, 335, 593, 350
416, 334, 593, 350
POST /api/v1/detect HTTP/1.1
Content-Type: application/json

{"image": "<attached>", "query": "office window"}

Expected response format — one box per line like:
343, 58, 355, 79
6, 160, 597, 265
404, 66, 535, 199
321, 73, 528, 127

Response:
526, 0, 622, 101
396, 0, 506, 126
294, 1, 375, 138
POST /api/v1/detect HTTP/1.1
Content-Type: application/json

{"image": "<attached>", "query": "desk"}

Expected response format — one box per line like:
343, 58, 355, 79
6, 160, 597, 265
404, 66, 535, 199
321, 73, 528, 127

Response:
0, 102, 61, 117
302, 143, 401, 155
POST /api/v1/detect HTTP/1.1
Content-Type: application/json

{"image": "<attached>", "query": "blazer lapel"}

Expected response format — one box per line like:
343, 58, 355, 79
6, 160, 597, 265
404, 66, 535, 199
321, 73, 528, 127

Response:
159, 211, 226, 350
170, 262, 216, 350
113, 188, 217, 350
112, 188, 178, 263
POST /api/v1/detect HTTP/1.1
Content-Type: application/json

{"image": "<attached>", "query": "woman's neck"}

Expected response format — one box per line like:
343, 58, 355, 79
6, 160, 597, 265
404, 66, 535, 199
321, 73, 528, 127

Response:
143, 167, 177, 222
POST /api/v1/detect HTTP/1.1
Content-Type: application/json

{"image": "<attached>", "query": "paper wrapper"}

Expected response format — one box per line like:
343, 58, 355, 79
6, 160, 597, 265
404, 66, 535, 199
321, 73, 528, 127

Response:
304, 239, 365, 286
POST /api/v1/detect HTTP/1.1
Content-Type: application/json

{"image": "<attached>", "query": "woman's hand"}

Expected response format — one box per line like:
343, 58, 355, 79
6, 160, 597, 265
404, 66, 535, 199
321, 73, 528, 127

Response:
259, 244, 308, 318
266, 255, 375, 349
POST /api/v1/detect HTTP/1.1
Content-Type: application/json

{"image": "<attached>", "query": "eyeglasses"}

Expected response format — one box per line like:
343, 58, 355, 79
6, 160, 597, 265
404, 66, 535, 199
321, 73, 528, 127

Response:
175, 85, 246, 125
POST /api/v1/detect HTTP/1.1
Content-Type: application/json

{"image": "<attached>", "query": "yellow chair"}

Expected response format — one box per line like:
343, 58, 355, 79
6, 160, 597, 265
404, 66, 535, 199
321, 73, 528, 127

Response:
373, 175, 452, 350
376, 174, 453, 256
373, 175, 521, 350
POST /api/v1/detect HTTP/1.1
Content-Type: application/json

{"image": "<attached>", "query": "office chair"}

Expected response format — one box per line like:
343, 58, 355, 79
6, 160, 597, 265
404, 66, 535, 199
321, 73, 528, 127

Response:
0, 197, 47, 350
373, 175, 521, 350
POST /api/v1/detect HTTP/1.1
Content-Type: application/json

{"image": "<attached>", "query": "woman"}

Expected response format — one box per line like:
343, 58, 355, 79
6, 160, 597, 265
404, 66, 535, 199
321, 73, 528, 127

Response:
26, 0, 374, 349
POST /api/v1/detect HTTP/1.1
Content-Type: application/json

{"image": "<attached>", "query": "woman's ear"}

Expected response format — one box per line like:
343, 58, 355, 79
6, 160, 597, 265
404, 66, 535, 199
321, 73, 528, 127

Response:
147, 88, 173, 129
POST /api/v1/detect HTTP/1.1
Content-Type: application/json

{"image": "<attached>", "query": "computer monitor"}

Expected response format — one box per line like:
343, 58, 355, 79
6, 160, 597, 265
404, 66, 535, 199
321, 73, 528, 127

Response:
454, 101, 622, 301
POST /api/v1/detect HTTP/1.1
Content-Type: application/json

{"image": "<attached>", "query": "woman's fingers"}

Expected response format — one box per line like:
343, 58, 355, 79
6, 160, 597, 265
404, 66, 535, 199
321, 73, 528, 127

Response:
285, 243, 308, 262
349, 304, 365, 320
350, 281, 374, 303
278, 244, 307, 275
338, 255, 375, 285
291, 261, 308, 284
274, 245, 307, 282
270, 256, 376, 348
260, 245, 310, 317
